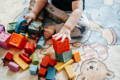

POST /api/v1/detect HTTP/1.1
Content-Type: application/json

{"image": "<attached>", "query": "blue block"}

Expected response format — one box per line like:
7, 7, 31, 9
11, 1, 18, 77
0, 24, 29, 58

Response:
36, 36, 45, 48
46, 67, 56, 80
29, 65, 38, 75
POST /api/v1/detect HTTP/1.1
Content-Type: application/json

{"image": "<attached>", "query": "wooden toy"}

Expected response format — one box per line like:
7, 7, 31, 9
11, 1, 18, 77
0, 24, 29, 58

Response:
20, 33, 29, 40
0, 32, 11, 49
54, 59, 74, 72
15, 19, 28, 33
49, 58, 57, 67
8, 33, 27, 49
38, 67, 47, 77
24, 42, 36, 54
4, 52, 13, 61
13, 55, 29, 70
31, 53, 39, 65
19, 53, 32, 64
36, 36, 45, 49
73, 52, 81, 62
8, 62, 19, 72
29, 64, 38, 75
55, 50, 72, 62
64, 65, 75, 79
40, 55, 50, 67
7, 22, 16, 33
0, 24, 5, 33
46, 67, 56, 80
52, 38, 70, 54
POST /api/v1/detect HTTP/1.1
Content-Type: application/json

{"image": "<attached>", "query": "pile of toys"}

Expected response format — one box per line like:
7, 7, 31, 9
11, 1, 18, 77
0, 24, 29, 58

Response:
0, 19, 81, 79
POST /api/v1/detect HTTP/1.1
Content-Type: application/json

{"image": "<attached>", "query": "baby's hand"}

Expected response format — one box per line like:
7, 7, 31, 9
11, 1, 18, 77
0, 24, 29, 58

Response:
24, 12, 37, 23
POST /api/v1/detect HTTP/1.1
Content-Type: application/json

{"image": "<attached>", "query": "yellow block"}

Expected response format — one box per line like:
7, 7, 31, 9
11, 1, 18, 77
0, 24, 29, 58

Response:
13, 55, 29, 70
54, 59, 74, 72
64, 65, 75, 79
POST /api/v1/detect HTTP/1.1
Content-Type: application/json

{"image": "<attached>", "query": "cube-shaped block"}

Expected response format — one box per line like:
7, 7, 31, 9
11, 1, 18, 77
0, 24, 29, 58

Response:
36, 36, 45, 49
52, 38, 70, 54
73, 52, 81, 62
38, 67, 47, 77
8, 62, 20, 72
4, 52, 13, 61
55, 50, 72, 62
29, 64, 38, 75
19, 53, 32, 64
8, 33, 27, 49
24, 42, 36, 54
0, 32, 11, 49
31, 53, 39, 65
49, 58, 57, 67
46, 67, 56, 80
0, 24, 5, 33
40, 55, 50, 67
7, 22, 16, 33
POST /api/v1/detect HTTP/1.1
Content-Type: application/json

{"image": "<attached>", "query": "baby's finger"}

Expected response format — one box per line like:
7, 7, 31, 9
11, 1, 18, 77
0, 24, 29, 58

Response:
61, 34, 66, 42
53, 33, 60, 38
27, 18, 32, 23
55, 33, 63, 40
67, 35, 71, 41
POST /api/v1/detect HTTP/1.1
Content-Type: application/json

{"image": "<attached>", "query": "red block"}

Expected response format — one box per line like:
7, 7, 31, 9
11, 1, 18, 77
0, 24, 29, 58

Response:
40, 56, 50, 67
49, 58, 57, 66
19, 53, 32, 64
52, 38, 70, 54
8, 33, 27, 49
38, 67, 47, 77
24, 42, 36, 54
4, 52, 13, 61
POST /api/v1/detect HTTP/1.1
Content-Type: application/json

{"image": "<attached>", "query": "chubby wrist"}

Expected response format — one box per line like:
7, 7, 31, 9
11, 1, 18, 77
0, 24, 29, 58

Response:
63, 25, 73, 31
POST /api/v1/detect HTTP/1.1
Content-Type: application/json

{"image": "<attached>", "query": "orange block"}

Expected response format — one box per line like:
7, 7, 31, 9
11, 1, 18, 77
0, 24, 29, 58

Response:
8, 33, 27, 49
73, 52, 81, 62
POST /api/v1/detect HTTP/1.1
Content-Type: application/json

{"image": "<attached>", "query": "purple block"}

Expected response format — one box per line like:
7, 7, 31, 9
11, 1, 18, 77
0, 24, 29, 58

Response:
0, 32, 11, 49
0, 24, 5, 33
8, 62, 19, 72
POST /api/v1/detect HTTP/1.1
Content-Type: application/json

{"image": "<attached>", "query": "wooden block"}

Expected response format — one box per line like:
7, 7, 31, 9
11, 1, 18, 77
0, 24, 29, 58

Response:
4, 52, 13, 61
52, 38, 70, 54
36, 36, 45, 49
64, 65, 75, 79
40, 55, 50, 67
46, 67, 56, 80
73, 52, 81, 62
7, 22, 16, 33
38, 67, 47, 77
54, 59, 74, 72
0, 32, 11, 49
31, 53, 39, 65
8, 62, 19, 72
29, 64, 38, 75
49, 58, 57, 67
0, 24, 5, 33
8, 33, 27, 49
13, 55, 29, 70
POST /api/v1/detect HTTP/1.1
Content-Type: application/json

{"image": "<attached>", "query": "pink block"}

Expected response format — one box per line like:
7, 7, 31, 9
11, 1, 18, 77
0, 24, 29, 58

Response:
0, 32, 11, 49
8, 62, 19, 72
0, 24, 5, 33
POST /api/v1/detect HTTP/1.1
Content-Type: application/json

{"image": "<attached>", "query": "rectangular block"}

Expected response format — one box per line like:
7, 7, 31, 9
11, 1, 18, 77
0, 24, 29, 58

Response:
73, 52, 81, 62
4, 52, 13, 61
0, 24, 5, 33
7, 22, 16, 33
49, 58, 57, 67
8, 62, 19, 72
46, 67, 56, 80
54, 59, 74, 72
64, 65, 75, 79
29, 64, 38, 75
8, 33, 27, 49
0, 32, 11, 49
31, 53, 39, 65
38, 67, 47, 77
13, 55, 29, 70
40, 55, 50, 67
36, 36, 45, 49
52, 38, 70, 54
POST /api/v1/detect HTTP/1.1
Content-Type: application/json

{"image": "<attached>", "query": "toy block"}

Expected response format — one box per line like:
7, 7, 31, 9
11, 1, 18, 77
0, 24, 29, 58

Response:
24, 42, 36, 54
64, 65, 75, 79
4, 52, 13, 61
15, 19, 28, 33
36, 36, 45, 49
29, 64, 38, 75
38, 67, 47, 77
0, 24, 5, 33
19, 53, 32, 64
55, 50, 72, 62
7, 22, 16, 33
73, 52, 81, 62
20, 33, 29, 40
40, 55, 50, 67
28, 21, 43, 34
0, 32, 11, 49
8, 62, 20, 72
8, 33, 27, 49
54, 59, 74, 72
49, 58, 57, 67
13, 55, 29, 70
31, 53, 39, 65
52, 38, 70, 54
46, 67, 56, 80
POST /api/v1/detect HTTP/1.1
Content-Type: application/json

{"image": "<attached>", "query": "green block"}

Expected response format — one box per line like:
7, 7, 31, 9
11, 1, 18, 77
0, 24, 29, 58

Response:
31, 53, 39, 65
55, 50, 72, 62
7, 22, 17, 33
